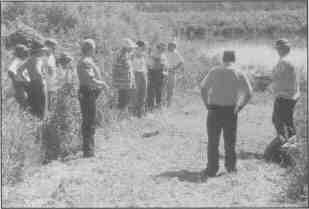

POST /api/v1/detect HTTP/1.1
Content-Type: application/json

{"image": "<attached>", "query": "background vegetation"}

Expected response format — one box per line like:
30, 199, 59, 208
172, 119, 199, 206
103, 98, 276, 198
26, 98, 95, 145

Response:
1, 1, 307, 204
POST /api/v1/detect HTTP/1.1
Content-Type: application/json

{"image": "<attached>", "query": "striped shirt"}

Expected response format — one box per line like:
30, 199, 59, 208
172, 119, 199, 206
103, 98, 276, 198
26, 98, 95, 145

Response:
201, 63, 253, 106
112, 50, 134, 89
272, 56, 300, 100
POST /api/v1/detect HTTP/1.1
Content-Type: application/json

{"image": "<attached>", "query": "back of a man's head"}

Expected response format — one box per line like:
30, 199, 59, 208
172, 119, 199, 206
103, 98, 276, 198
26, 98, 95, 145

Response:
223, 50, 235, 63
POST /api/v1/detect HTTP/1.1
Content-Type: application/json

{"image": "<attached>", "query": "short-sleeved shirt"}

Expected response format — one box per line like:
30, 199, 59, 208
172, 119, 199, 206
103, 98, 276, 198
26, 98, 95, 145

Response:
77, 57, 101, 89
45, 54, 58, 91
132, 55, 147, 73
166, 50, 184, 72
201, 64, 253, 106
112, 50, 134, 89
148, 53, 168, 71
272, 56, 300, 100
8, 58, 30, 82
18, 56, 46, 82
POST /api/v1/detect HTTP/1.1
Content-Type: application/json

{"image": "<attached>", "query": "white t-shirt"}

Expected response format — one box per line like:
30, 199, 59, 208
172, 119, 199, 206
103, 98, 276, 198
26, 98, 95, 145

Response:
8, 58, 30, 82
166, 50, 184, 71
132, 56, 147, 73
45, 54, 58, 91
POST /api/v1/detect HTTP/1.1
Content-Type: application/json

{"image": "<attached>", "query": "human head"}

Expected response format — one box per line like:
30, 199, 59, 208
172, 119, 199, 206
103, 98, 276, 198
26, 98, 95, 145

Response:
121, 38, 137, 53
58, 52, 73, 68
156, 42, 166, 53
30, 42, 49, 57
136, 40, 146, 54
81, 39, 96, 56
168, 42, 176, 52
44, 38, 58, 53
222, 50, 235, 63
275, 39, 290, 58
13, 44, 29, 59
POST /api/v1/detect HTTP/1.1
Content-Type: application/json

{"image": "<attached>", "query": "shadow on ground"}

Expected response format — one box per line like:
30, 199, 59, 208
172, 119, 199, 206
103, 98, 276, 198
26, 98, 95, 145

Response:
155, 170, 203, 183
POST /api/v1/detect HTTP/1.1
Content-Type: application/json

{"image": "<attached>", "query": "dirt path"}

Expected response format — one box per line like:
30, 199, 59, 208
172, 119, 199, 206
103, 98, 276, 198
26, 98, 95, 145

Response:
3, 91, 298, 207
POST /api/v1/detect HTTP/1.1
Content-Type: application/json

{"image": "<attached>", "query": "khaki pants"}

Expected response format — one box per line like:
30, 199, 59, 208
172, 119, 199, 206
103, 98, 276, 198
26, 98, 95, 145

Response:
134, 71, 147, 117
167, 71, 176, 107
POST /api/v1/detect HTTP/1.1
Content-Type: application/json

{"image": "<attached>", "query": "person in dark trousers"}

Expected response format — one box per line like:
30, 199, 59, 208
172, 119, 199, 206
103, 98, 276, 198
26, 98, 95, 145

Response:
200, 50, 253, 178
147, 43, 168, 111
132, 40, 148, 117
263, 39, 300, 166
18, 43, 49, 119
271, 39, 300, 139
8, 44, 30, 109
77, 39, 108, 158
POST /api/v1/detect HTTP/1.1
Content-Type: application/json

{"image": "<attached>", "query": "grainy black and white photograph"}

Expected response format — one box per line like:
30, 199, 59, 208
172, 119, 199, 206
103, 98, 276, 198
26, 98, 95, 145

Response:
1, 0, 308, 208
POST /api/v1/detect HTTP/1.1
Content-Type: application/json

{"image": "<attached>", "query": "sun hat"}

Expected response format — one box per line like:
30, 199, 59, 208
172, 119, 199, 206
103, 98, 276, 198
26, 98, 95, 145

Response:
275, 39, 290, 49
122, 38, 137, 49
58, 52, 73, 66
44, 38, 58, 47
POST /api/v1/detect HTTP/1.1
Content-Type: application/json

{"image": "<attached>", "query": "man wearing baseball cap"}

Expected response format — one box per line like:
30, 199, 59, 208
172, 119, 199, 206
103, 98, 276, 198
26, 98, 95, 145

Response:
271, 39, 300, 139
77, 38, 108, 157
200, 50, 253, 178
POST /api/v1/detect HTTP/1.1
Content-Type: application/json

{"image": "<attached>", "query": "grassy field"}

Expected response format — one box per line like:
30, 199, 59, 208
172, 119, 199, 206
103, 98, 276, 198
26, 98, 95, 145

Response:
1, 1, 308, 207
2, 91, 307, 207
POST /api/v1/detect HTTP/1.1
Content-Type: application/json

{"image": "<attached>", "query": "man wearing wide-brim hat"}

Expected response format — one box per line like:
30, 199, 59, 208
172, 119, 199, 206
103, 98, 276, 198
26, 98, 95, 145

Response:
17, 43, 49, 119
271, 39, 300, 139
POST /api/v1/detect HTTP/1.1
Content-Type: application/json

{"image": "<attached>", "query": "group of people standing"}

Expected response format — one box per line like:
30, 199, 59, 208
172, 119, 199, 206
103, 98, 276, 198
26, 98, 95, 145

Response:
7, 37, 184, 158
7, 35, 300, 175
112, 38, 184, 119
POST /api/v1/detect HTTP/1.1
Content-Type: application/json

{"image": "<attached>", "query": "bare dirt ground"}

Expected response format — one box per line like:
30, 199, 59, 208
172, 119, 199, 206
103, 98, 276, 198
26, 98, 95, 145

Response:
2, 91, 302, 207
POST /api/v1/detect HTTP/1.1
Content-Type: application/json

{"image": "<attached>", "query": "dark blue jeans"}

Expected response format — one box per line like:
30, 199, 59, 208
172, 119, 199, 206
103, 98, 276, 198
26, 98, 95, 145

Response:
206, 105, 238, 175
272, 97, 297, 139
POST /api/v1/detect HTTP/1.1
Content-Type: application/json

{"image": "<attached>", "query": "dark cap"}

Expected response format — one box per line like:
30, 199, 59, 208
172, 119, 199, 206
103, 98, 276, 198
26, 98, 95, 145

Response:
136, 40, 145, 48
275, 39, 290, 49
223, 50, 235, 63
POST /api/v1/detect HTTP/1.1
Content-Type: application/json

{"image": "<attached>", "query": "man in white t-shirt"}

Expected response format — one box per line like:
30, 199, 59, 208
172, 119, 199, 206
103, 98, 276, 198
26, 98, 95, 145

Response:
8, 44, 30, 108
44, 38, 58, 111
166, 42, 184, 107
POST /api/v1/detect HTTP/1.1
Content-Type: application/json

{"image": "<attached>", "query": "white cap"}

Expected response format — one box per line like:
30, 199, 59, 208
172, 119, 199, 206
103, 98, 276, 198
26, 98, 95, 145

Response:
121, 38, 137, 49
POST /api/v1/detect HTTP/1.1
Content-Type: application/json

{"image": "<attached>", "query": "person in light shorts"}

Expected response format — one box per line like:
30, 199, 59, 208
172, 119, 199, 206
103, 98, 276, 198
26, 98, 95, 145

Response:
166, 41, 184, 107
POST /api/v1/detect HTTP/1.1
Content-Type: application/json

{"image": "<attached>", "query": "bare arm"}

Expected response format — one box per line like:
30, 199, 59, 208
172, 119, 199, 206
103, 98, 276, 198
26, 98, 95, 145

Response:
200, 70, 213, 109
237, 72, 253, 112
